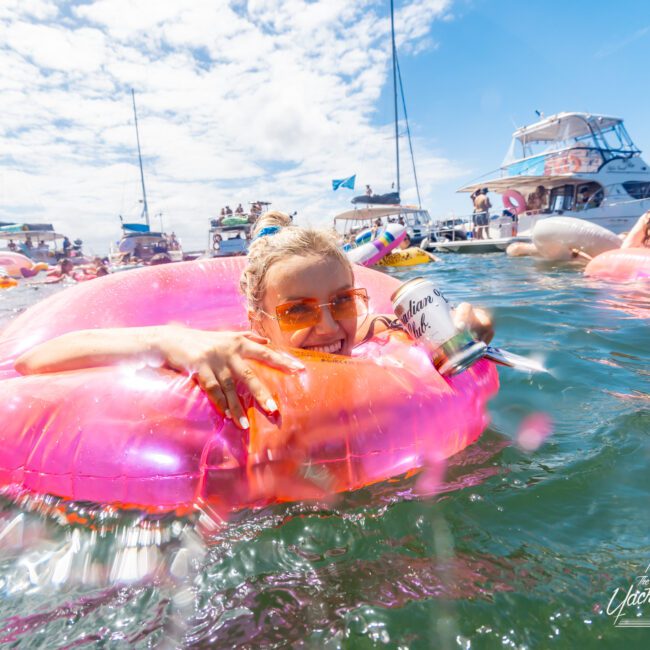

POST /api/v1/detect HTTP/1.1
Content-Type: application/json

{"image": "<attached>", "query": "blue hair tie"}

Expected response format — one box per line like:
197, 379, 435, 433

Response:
253, 225, 281, 240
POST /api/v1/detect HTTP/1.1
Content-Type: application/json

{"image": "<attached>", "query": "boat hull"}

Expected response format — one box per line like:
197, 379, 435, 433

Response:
426, 237, 529, 254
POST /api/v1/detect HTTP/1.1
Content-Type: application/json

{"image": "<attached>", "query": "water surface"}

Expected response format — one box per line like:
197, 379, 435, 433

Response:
1, 256, 648, 648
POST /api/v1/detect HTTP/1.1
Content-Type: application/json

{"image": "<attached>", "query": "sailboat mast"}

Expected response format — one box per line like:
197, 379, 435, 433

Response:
395, 52, 422, 207
131, 88, 150, 228
390, 0, 400, 196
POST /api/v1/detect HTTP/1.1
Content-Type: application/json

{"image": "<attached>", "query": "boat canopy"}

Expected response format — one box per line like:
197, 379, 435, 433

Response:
351, 192, 401, 206
513, 113, 622, 143
333, 205, 422, 221
458, 112, 642, 194
122, 222, 150, 233
0, 223, 63, 241
504, 112, 639, 165
458, 174, 594, 194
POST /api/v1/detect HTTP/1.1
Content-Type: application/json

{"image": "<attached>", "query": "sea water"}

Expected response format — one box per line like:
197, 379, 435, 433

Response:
0, 255, 648, 648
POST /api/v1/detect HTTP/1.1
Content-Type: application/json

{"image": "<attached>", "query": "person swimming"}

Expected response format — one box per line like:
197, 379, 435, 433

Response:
15, 212, 493, 431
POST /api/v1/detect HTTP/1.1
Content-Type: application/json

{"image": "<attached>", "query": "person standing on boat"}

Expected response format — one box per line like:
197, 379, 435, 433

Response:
575, 187, 590, 211
235, 203, 244, 215
365, 185, 373, 197
473, 188, 491, 240
527, 185, 548, 213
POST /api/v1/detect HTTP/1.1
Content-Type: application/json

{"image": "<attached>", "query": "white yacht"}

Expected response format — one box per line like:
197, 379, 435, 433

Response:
458, 112, 650, 235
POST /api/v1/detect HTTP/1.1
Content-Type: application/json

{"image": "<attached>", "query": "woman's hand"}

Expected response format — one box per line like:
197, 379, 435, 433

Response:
453, 303, 495, 344
156, 327, 305, 429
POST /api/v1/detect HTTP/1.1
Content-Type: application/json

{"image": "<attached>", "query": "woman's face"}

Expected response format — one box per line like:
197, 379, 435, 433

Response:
253, 254, 358, 355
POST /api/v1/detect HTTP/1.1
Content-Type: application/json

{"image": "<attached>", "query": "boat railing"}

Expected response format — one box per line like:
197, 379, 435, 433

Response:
427, 214, 472, 242
428, 211, 521, 241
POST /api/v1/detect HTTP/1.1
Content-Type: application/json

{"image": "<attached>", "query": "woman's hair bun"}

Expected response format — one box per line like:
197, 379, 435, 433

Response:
251, 211, 293, 238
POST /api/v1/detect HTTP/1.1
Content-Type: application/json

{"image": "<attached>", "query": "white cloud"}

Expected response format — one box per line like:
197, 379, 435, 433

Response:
0, 0, 459, 253
0, 0, 59, 22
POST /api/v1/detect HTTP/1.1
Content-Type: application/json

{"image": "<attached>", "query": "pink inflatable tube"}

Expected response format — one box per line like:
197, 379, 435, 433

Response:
0, 251, 36, 278
585, 247, 650, 282
0, 258, 498, 516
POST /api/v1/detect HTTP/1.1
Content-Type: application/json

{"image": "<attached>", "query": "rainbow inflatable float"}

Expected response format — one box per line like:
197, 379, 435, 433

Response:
346, 224, 406, 267
0, 258, 498, 516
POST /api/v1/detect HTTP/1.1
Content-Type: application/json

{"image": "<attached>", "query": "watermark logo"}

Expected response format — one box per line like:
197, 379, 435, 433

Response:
607, 563, 650, 627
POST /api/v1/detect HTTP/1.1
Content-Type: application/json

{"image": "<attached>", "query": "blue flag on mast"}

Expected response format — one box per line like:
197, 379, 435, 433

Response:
332, 174, 356, 191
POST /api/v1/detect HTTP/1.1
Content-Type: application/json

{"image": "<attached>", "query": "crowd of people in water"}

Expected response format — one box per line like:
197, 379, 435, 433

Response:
5, 205, 648, 296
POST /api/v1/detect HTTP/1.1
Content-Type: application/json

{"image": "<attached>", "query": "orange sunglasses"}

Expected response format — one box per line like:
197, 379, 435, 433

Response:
261, 288, 369, 332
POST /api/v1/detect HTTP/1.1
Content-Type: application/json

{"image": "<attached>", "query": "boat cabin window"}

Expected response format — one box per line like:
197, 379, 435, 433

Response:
548, 185, 575, 213
574, 182, 604, 211
622, 181, 650, 200
597, 123, 637, 156
405, 211, 431, 226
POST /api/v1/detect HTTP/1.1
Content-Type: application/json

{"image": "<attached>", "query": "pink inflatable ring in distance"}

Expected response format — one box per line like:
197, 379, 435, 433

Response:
0, 251, 37, 279
0, 258, 499, 516
585, 247, 650, 283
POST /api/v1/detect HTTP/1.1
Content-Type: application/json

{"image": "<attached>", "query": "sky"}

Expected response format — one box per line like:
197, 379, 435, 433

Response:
1, 0, 649, 254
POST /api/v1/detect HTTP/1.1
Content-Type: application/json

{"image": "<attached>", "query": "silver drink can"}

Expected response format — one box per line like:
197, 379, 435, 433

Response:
391, 277, 487, 376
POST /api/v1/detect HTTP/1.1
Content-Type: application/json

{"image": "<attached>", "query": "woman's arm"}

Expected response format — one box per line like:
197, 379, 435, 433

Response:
15, 326, 305, 429
416, 247, 441, 263
570, 248, 593, 261
15, 327, 166, 374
